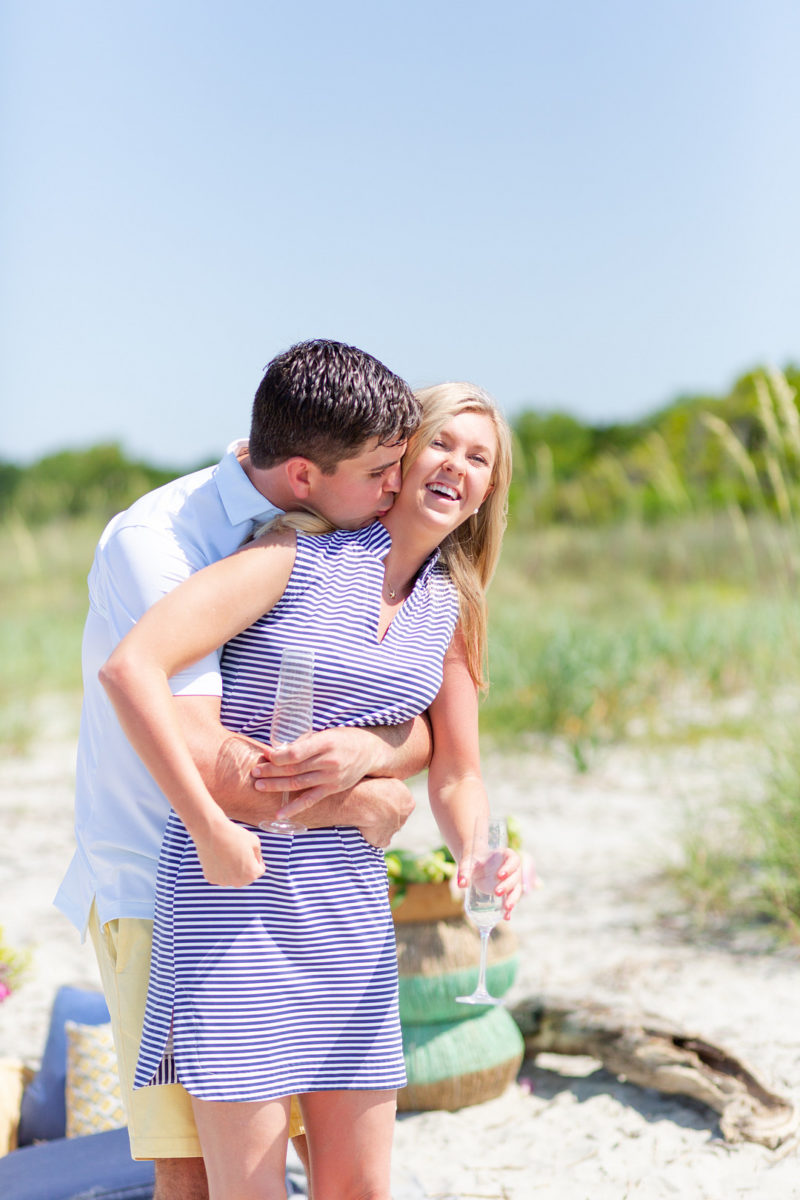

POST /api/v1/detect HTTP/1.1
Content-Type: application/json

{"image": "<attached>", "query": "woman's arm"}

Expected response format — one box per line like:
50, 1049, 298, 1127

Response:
99, 532, 297, 887
427, 628, 522, 918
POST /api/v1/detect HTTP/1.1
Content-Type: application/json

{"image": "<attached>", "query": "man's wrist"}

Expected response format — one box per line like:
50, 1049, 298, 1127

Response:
365, 727, 397, 775
219, 793, 282, 824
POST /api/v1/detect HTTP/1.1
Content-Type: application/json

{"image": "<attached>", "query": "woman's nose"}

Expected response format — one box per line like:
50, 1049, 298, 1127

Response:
443, 450, 466, 475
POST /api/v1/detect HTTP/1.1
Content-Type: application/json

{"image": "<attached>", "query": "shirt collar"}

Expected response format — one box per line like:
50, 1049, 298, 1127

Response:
417, 548, 443, 586
215, 440, 283, 529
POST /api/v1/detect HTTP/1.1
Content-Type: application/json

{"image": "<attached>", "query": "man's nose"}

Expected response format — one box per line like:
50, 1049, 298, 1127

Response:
384, 463, 403, 493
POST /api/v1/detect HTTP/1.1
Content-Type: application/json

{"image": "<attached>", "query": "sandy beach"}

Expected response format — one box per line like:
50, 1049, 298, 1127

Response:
2, 706, 800, 1199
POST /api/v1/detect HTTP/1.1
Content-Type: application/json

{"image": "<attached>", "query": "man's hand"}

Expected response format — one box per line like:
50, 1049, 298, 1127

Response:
176, 696, 423, 842
251, 726, 413, 805
279, 776, 416, 847
207, 732, 415, 845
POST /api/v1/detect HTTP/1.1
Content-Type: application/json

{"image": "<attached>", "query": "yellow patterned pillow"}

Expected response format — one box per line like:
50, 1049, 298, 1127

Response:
64, 1021, 125, 1138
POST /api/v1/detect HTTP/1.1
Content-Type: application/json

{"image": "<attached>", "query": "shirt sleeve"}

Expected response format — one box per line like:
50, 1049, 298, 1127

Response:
95, 523, 223, 697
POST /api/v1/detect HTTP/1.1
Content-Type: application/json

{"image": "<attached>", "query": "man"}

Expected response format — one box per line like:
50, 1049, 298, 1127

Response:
55, 339, 432, 1200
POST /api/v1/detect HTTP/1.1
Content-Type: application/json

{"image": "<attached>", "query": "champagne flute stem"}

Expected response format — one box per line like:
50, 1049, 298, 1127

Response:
477, 928, 491, 993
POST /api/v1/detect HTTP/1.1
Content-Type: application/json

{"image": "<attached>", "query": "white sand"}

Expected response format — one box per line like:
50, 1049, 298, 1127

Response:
2, 713, 799, 1199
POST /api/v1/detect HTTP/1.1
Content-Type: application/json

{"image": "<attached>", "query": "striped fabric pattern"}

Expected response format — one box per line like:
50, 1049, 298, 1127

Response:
220, 522, 458, 740
134, 521, 459, 1101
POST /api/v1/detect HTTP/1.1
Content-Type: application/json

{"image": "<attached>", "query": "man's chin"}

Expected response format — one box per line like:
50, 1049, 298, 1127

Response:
337, 516, 373, 531
339, 507, 393, 531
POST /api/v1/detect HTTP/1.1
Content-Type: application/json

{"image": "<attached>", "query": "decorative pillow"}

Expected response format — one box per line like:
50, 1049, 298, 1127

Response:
0, 1059, 32, 1156
65, 1022, 125, 1138
0, 1126, 154, 1200
17, 985, 111, 1146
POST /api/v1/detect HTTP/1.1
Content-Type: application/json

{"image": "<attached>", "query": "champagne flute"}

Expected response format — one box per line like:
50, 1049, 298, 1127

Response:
259, 647, 314, 836
456, 817, 507, 1006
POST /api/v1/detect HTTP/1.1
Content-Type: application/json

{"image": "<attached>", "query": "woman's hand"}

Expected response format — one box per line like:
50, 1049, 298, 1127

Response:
192, 817, 265, 888
494, 848, 523, 919
457, 847, 524, 921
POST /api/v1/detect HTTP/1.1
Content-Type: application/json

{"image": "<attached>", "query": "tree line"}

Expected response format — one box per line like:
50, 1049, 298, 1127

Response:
3, 363, 798, 529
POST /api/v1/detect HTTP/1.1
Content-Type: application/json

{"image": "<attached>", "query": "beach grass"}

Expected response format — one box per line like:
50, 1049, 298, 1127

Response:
0, 514, 100, 751
482, 515, 799, 763
3, 507, 798, 758
665, 741, 800, 945
646, 389, 800, 940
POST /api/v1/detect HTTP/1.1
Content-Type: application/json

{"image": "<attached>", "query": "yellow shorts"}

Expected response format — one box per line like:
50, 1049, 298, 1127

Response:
88, 904, 304, 1159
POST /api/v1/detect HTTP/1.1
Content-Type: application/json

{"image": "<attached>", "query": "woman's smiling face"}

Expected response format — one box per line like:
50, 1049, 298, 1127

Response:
392, 410, 497, 538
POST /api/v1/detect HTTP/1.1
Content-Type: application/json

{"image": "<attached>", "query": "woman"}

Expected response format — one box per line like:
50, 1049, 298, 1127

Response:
101, 382, 521, 1200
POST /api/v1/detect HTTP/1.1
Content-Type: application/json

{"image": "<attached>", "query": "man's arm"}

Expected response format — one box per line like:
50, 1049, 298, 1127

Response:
176, 696, 425, 846
251, 713, 432, 798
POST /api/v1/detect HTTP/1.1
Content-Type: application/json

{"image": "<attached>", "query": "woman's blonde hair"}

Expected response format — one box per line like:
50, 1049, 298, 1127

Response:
254, 381, 512, 689
407, 382, 512, 689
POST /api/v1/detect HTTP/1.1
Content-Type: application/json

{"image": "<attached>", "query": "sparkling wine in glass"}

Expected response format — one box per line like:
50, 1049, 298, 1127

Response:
456, 817, 507, 1006
259, 647, 314, 836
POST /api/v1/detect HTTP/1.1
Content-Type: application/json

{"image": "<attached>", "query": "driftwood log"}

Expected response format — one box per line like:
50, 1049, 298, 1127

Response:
511, 995, 798, 1149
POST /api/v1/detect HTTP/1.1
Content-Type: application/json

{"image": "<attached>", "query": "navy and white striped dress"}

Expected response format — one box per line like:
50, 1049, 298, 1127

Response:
134, 521, 459, 1102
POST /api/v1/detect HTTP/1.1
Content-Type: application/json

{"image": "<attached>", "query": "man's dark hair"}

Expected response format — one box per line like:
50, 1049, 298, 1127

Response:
249, 339, 420, 473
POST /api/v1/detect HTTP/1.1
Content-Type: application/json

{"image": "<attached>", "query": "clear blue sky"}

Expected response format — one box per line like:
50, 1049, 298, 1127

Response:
3, 0, 799, 467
